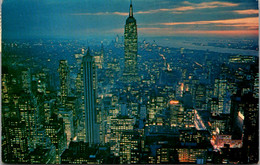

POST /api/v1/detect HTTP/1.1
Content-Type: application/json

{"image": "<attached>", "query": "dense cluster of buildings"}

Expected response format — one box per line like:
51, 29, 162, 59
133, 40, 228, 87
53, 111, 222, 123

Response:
2, 1, 259, 164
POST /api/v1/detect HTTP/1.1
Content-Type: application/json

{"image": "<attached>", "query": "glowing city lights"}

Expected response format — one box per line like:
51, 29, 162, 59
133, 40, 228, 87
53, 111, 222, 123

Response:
169, 100, 179, 104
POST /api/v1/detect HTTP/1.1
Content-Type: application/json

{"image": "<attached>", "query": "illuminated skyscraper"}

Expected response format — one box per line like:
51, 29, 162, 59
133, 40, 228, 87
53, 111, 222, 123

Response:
83, 48, 99, 145
93, 42, 104, 69
212, 78, 230, 116
168, 100, 184, 128
21, 68, 31, 93
58, 60, 70, 104
100, 42, 104, 68
123, 0, 139, 83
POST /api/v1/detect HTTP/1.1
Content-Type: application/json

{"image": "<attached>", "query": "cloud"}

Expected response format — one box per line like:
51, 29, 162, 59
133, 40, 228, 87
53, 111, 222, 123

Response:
160, 17, 258, 28
140, 29, 258, 37
174, 1, 238, 12
138, 27, 172, 33
112, 27, 172, 35
72, 9, 171, 16
113, 25, 258, 37
174, 30, 258, 36
72, 1, 239, 16
234, 9, 259, 15
136, 1, 238, 14
139, 27, 170, 30
136, 16, 258, 37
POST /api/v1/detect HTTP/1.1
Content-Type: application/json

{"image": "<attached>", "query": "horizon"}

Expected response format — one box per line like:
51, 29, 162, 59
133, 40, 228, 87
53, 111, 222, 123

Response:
2, 0, 259, 40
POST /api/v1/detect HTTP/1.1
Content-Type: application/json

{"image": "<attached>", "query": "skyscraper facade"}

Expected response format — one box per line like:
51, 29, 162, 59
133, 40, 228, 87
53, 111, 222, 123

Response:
58, 60, 70, 104
83, 49, 99, 145
123, 1, 139, 83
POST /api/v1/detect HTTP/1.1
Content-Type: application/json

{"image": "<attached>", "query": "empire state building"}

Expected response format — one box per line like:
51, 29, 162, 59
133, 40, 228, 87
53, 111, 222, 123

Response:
122, 0, 139, 83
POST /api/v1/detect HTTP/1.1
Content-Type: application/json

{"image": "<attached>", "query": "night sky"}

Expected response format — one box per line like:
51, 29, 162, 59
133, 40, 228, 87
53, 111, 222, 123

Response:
2, 0, 259, 40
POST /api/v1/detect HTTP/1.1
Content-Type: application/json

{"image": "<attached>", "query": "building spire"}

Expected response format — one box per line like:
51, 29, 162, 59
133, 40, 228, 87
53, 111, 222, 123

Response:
129, 0, 133, 17
86, 47, 91, 57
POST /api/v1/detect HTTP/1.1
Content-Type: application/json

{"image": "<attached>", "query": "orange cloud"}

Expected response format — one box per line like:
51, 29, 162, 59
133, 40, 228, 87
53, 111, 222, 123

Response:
174, 1, 238, 12
139, 29, 258, 36
113, 26, 258, 37
139, 27, 170, 30
174, 30, 258, 36
72, 1, 239, 16
234, 9, 259, 15
138, 27, 172, 34
136, 1, 238, 14
160, 17, 258, 28
174, 6, 196, 11
113, 27, 172, 34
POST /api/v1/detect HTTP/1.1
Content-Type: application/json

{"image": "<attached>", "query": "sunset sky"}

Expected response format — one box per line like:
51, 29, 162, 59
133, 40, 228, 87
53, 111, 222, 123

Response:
2, 0, 259, 40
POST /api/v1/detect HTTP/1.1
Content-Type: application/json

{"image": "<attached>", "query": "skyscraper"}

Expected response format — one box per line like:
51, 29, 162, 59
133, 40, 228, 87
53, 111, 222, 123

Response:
123, 0, 139, 83
83, 48, 99, 146
58, 60, 70, 104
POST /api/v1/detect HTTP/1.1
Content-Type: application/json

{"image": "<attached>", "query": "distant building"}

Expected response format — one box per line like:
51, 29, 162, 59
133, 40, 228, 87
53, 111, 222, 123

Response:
147, 92, 166, 125
229, 55, 257, 64
21, 68, 31, 93
93, 43, 104, 69
212, 78, 230, 116
168, 100, 184, 128
139, 104, 147, 120
58, 60, 70, 104
194, 83, 206, 108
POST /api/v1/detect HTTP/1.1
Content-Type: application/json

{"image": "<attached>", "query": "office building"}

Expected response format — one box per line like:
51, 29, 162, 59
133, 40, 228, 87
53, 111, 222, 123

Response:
122, 1, 139, 83
58, 60, 70, 104
83, 48, 99, 145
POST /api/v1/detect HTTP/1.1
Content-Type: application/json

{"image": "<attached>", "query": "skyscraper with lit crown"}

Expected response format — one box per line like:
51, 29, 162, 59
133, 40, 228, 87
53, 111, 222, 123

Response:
123, 0, 139, 83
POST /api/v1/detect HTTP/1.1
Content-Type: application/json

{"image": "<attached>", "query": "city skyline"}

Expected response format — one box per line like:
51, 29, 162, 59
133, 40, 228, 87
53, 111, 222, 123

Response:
1, 0, 259, 164
2, 0, 258, 40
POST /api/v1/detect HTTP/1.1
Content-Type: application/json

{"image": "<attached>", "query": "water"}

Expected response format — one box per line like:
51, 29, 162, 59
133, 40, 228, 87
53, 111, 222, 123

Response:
143, 36, 259, 56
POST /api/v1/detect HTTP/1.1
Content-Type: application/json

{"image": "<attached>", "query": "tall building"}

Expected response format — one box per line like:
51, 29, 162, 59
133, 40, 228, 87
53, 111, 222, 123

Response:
83, 48, 99, 145
168, 100, 184, 128
123, 0, 139, 83
100, 42, 104, 68
93, 43, 104, 69
44, 113, 67, 163
75, 61, 85, 142
212, 78, 230, 116
58, 60, 70, 104
58, 107, 74, 147
21, 68, 31, 93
